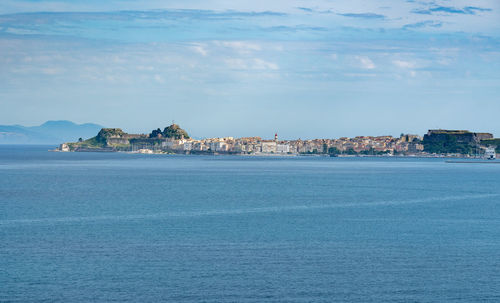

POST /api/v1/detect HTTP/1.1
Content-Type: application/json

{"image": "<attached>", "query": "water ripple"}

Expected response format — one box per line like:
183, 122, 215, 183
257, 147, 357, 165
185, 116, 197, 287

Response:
1, 193, 498, 227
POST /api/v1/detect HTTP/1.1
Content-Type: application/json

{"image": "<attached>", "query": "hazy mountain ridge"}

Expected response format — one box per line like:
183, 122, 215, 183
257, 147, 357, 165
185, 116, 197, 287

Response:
0, 120, 104, 144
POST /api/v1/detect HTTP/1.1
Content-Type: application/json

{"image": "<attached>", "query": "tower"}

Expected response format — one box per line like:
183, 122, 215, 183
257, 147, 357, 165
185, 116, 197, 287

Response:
275, 133, 278, 142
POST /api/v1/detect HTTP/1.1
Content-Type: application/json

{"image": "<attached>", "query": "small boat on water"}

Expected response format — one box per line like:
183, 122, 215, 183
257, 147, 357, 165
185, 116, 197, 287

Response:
446, 147, 498, 164
485, 148, 496, 160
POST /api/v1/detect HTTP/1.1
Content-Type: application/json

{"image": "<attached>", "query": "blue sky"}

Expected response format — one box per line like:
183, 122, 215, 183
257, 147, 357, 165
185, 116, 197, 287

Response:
1, 0, 499, 139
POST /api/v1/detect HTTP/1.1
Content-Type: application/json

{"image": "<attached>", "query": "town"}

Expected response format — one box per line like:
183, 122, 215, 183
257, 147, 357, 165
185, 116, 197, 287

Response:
58, 124, 499, 159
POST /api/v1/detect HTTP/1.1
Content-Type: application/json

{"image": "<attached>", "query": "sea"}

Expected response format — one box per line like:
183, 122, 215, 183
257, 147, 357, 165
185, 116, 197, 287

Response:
1, 145, 500, 302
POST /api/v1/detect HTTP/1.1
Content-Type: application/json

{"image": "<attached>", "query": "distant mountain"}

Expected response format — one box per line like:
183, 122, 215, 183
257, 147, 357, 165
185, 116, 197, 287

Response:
0, 120, 104, 144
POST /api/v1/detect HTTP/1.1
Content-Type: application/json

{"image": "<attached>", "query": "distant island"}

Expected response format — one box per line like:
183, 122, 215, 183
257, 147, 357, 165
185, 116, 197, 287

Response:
0, 120, 103, 144
58, 124, 499, 158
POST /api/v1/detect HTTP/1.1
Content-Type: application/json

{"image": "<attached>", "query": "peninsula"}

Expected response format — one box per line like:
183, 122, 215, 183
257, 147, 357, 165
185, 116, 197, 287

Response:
58, 124, 499, 158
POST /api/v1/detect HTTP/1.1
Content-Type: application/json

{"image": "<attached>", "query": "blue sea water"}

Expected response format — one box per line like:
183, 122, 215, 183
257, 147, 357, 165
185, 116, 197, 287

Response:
1, 145, 500, 302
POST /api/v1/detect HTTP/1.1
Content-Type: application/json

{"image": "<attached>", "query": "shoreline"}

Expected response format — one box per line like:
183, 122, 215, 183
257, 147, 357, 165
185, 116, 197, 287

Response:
50, 148, 494, 160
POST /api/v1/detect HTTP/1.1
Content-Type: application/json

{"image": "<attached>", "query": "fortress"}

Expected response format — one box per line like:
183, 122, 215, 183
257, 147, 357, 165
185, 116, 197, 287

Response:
424, 130, 493, 144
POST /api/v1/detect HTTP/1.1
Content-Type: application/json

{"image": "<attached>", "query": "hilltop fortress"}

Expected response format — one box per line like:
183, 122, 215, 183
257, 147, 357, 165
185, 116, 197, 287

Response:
59, 125, 499, 157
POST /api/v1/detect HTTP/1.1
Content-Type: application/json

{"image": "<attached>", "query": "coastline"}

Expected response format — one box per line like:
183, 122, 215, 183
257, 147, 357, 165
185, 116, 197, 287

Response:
53, 125, 498, 160
51, 147, 493, 160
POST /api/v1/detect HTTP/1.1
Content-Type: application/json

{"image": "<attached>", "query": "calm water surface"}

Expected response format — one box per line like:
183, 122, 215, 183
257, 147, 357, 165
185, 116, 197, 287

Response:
1, 145, 500, 302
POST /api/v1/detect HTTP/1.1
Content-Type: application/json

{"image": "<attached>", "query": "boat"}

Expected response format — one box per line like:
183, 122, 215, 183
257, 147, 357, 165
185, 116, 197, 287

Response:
485, 147, 496, 160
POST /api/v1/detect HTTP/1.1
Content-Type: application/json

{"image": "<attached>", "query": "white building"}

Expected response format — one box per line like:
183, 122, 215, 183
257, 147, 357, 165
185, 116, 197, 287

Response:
261, 141, 277, 153
183, 141, 193, 151
276, 144, 290, 153
209, 141, 228, 152
59, 143, 70, 152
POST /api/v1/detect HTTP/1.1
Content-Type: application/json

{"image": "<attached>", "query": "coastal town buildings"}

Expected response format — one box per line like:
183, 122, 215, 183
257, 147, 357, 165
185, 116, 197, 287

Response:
122, 133, 426, 156
62, 126, 498, 158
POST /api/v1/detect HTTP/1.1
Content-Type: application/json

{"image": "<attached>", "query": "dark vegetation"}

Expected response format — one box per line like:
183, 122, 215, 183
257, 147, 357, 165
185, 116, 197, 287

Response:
423, 134, 474, 155
149, 124, 190, 139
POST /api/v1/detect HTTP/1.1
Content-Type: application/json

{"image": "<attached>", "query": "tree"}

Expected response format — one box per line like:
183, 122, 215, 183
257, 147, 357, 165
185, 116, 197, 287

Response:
328, 147, 340, 155
346, 148, 357, 155
149, 128, 162, 138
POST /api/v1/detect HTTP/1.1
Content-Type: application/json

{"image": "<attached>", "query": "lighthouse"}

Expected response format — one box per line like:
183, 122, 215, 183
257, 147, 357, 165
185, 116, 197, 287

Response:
275, 133, 278, 142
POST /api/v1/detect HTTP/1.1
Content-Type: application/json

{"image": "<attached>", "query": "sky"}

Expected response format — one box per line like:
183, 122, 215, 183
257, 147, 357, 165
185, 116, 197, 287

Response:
1, 0, 499, 139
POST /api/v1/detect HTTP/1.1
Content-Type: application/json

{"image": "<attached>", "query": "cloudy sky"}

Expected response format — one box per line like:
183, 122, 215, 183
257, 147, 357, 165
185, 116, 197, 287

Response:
1, 0, 499, 138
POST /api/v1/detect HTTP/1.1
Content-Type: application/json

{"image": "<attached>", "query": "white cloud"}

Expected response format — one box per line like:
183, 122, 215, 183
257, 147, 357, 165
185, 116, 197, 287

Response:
136, 65, 154, 71
5, 27, 36, 35
356, 56, 376, 69
437, 58, 452, 66
253, 58, 279, 70
393, 60, 416, 68
344, 73, 378, 78
217, 41, 262, 54
191, 44, 207, 56
154, 74, 165, 83
111, 55, 125, 64
224, 58, 279, 70
41, 67, 64, 75
225, 58, 248, 69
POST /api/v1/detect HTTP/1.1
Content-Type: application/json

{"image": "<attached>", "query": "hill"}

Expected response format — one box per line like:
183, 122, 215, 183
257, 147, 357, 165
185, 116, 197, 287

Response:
149, 124, 190, 139
0, 120, 104, 144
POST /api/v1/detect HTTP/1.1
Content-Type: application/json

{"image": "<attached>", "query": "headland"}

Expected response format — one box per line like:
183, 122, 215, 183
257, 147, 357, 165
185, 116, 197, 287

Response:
56, 124, 500, 159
